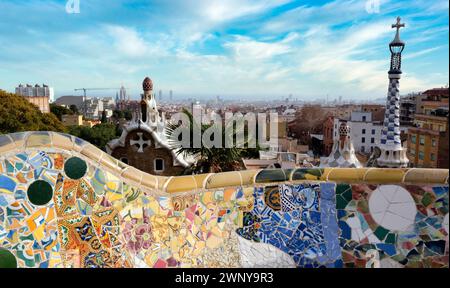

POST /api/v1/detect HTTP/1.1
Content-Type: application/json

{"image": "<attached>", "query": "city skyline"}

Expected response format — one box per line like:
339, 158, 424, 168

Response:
0, 0, 448, 100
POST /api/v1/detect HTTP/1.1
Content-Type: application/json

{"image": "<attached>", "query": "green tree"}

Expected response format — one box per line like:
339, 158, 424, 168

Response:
69, 104, 79, 114
101, 110, 107, 124
50, 103, 73, 120
112, 109, 133, 121
0, 90, 67, 134
67, 123, 119, 151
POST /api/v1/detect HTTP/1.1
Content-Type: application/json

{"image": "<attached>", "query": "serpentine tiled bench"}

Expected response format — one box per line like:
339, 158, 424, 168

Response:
0, 132, 448, 268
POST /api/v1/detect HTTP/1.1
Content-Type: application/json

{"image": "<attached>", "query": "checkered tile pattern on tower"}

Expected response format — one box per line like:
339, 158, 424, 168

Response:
380, 77, 402, 148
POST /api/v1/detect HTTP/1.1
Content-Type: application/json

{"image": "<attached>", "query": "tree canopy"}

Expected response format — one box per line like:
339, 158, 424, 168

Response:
0, 90, 67, 134
67, 123, 121, 151
112, 109, 133, 121
50, 103, 73, 120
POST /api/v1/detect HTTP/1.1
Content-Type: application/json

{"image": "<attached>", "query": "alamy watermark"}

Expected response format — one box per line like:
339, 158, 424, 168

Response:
66, 0, 80, 14
365, 0, 380, 14
166, 110, 279, 150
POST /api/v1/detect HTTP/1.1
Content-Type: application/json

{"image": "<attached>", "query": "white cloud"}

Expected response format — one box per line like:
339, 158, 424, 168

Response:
106, 25, 150, 57
200, 0, 291, 22
224, 35, 293, 60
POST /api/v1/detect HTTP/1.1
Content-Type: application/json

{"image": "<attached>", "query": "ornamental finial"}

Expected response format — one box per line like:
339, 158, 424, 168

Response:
391, 17, 405, 44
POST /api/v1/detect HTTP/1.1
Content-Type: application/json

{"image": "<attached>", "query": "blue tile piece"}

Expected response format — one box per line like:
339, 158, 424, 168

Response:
320, 182, 342, 263
339, 221, 351, 240
337, 209, 346, 219
236, 183, 341, 268
376, 243, 397, 256
432, 186, 448, 198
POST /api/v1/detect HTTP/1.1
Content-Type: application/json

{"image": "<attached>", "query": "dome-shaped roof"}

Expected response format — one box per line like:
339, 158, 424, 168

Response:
143, 77, 153, 92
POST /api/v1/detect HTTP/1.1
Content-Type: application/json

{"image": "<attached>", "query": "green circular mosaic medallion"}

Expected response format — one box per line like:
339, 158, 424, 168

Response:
64, 157, 87, 180
27, 180, 53, 206
0, 248, 17, 268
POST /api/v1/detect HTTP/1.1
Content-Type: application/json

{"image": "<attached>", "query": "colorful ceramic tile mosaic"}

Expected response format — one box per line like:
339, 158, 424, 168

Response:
337, 184, 449, 268
0, 132, 448, 268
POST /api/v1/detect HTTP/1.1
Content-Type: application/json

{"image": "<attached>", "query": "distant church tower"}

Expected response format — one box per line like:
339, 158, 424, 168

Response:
374, 17, 409, 168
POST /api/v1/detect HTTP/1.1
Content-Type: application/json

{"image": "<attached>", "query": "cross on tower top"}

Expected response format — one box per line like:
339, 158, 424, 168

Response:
392, 17, 405, 32
391, 17, 405, 44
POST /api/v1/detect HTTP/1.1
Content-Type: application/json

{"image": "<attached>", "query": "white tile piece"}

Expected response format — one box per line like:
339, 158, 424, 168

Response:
368, 191, 389, 214
391, 186, 415, 203
237, 235, 296, 268
389, 202, 417, 221
379, 185, 398, 202
369, 185, 417, 232
381, 211, 414, 231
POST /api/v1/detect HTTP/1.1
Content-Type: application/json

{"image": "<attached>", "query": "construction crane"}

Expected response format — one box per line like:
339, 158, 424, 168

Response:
74, 87, 125, 116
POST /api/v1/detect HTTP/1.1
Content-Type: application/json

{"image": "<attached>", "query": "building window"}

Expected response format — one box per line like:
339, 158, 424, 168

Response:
371, 138, 375, 144
361, 146, 365, 153
419, 151, 424, 160
372, 129, 375, 135
361, 137, 365, 143
362, 116, 366, 122
410, 149, 415, 156
432, 138, 436, 147
154, 158, 165, 172
411, 135, 416, 144
431, 153, 436, 161
362, 129, 366, 134
419, 136, 425, 145
120, 157, 128, 164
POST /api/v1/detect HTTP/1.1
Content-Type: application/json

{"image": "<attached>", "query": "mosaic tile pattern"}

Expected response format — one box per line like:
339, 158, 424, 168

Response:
0, 150, 253, 268
237, 183, 342, 268
337, 184, 449, 268
0, 131, 448, 268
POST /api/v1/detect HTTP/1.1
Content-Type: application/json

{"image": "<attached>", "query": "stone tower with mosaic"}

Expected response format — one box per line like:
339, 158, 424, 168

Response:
320, 121, 362, 168
375, 17, 409, 168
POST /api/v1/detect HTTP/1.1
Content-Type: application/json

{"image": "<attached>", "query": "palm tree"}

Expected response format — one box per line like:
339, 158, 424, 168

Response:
166, 109, 256, 173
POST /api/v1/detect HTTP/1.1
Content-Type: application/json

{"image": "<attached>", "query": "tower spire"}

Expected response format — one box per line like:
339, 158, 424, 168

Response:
373, 17, 409, 168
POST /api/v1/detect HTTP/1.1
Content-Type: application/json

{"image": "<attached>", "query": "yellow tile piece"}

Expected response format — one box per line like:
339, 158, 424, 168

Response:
205, 171, 242, 189
25, 132, 52, 148
404, 168, 448, 184
206, 234, 222, 249
33, 225, 45, 242
121, 166, 143, 185
200, 191, 214, 205
165, 176, 197, 193
193, 173, 212, 189
80, 144, 102, 163
141, 174, 160, 190
238, 170, 258, 186
50, 132, 74, 151
364, 168, 407, 183
99, 152, 121, 174
145, 251, 159, 267
326, 168, 367, 182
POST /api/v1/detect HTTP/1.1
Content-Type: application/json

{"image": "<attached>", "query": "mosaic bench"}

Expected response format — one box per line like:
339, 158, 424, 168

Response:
0, 132, 448, 268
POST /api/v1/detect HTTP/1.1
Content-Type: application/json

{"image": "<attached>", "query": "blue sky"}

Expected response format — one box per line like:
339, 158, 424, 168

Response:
0, 0, 448, 100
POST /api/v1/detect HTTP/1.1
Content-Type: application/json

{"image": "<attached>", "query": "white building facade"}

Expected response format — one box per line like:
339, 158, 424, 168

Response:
333, 112, 383, 155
